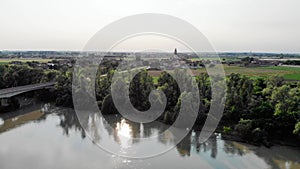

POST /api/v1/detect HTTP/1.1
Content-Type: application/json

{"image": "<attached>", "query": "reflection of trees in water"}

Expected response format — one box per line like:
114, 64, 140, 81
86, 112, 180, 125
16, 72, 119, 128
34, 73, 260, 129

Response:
222, 138, 300, 169
3, 104, 299, 169
59, 108, 220, 158
74, 112, 177, 146
105, 115, 140, 145
57, 108, 86, 139
175, 132, 251, 159
223, 141, 246, 156
176, 132, 218, 158
103, 115, 169, 145
210, 134, 218, 158
190, 133, 256, 159
57, 110, 187, 148
176, 132, 191, 157
250, 146, 300, 169
55, 110, 300, 169
66, 112, 219, 159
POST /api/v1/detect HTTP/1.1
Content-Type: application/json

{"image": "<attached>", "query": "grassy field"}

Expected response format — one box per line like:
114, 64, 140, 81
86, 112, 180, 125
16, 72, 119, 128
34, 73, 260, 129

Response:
148, 65, 300, 81
259, 66, 300, 80
0, 58, 53, 65
1, 58, 299, 81
188, 57, 239, 61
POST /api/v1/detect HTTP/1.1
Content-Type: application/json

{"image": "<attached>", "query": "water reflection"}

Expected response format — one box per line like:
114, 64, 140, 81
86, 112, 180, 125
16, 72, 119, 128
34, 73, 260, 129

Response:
58, 108, 86, 139
115, 119, 133, 149
0, 104, 46, 134
0, 104, 300, 169
56, 109, 300, 168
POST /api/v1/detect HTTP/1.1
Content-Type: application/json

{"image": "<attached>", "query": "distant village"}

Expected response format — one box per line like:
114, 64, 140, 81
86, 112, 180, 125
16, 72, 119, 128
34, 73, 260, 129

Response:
1, 49, 300, 70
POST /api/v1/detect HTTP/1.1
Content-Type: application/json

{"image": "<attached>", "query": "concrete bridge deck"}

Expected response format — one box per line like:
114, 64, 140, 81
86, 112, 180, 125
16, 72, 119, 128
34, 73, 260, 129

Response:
0, 82, 55, 99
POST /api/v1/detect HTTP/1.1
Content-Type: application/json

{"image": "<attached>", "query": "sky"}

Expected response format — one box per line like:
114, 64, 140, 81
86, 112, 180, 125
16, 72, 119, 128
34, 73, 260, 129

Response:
0, 0, 299, 53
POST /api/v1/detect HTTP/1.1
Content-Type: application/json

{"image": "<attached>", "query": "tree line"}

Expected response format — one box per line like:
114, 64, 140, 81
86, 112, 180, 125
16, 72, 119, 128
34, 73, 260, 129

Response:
1, 63, 299, 146
95, 68, 300, 145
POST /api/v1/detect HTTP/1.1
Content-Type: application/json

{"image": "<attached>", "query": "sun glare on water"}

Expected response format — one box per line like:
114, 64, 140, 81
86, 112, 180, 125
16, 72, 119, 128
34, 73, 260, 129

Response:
116, 119, 132, 138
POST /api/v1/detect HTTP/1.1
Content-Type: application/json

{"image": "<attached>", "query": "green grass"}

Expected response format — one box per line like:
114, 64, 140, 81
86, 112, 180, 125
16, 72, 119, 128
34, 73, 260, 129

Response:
149, 65, 300, 81
0, 62, 8, 65
188, 57, 240, 61
0, 59, 52, 63
152, 76, 159, 84
259, 66, 300, 80
220, 65, 300, 80
189, 58, 221, 61
260, 66, 300, 71
283, 74, 300, 80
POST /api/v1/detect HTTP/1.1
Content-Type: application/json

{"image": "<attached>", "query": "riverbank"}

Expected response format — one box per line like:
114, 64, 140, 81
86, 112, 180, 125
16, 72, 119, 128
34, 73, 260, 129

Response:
220, 130, 300, 148
194, 124, 300, 148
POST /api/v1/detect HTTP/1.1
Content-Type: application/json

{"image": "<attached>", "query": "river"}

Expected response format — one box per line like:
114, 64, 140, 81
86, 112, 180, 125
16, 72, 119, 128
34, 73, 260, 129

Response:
0, 103, 299, 169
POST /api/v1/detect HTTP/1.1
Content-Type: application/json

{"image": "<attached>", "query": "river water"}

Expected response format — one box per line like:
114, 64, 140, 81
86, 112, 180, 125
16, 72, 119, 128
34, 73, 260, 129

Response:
0, 103, 299, 169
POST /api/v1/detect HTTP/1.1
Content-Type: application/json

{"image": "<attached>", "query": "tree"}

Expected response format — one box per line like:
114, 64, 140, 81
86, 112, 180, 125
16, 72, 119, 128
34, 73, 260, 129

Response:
293, 122, 300, 135
158, 71, 180, 111
157, 69, 194, 112
224, 73, 253, 122
55, 71, 73, 106
0, 65, 6, 89
195, 73, 211, 123
101, 94, 118, 114
270, 85, 300, 135
96, 69, 114, 105
129, 70, 154, 111
2, 65, 44, 87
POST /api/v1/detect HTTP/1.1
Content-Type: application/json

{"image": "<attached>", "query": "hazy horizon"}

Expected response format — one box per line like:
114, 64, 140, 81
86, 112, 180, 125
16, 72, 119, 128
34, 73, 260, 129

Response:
1, 49, 300, 54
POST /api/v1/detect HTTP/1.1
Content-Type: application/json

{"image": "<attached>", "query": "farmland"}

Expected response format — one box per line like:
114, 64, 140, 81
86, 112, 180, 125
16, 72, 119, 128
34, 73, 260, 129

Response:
148, 65, 300, 81
1, 57, 299, 81
0, 58, 53, 65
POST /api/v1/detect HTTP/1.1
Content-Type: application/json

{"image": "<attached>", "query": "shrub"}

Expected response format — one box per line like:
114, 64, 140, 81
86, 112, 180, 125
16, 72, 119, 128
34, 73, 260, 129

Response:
251, 128, 267, 143
293, 122, 300, 135
223, 126, 232, 134
235, 119, 253, 140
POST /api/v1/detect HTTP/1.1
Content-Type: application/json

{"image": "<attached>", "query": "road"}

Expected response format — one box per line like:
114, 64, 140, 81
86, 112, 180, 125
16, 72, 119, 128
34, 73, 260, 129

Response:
0, 82, 55, 98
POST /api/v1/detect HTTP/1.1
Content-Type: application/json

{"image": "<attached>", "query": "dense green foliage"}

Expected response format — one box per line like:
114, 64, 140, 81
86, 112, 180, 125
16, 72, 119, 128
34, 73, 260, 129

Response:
0, 65, 44, 88
284, 60, 300, 65
55, 71, 73, 106
93, 67, 300, 144
1, 63, 299, 145
222, 74, 300, 144
0, 64, 68, 106
129, 70, 155, 111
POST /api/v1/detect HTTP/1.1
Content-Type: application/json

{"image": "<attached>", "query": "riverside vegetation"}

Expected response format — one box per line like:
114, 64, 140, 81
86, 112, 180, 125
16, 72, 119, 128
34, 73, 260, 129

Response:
0, 61, 299, 147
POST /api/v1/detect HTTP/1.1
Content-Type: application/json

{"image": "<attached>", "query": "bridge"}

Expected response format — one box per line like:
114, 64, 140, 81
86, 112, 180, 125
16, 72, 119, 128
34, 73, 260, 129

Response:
0, 82, 55, 99
0, 66, 147, 106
